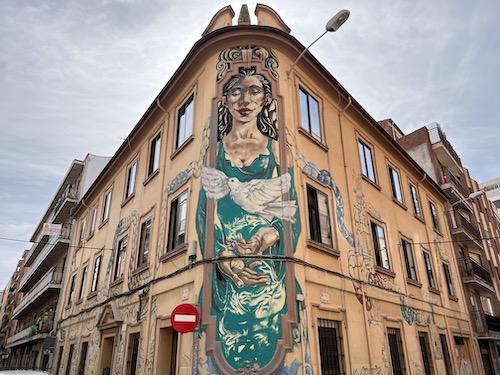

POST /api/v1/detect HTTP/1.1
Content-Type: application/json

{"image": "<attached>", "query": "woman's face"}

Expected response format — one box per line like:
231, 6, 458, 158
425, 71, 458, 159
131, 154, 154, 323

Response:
223, 76, 270, 123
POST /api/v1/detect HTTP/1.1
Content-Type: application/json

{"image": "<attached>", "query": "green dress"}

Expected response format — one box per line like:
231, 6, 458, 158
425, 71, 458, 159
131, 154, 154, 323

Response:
196, 138, 300, 369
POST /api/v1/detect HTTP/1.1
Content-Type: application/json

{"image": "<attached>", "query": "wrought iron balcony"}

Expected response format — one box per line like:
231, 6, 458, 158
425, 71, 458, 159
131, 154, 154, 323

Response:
485, 313, 500, 332
448, 211, 482, 250
457, 256, 493, 293
470, 310, 500, 335
53, 183, 79, 219
440, 167, 470, 203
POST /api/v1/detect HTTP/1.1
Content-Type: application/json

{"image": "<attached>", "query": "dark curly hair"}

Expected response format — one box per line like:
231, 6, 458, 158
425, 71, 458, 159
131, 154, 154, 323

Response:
217, 67, 278, 141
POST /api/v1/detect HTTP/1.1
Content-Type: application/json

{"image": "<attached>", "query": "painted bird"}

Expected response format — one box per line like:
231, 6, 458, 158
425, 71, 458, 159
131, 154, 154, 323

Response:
201, 166, 297, 222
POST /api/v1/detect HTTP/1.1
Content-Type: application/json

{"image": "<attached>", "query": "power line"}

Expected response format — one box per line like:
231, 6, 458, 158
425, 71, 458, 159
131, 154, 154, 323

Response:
2, 233, 500, 254
0, 236, 113, 252
58, 253, 469, 326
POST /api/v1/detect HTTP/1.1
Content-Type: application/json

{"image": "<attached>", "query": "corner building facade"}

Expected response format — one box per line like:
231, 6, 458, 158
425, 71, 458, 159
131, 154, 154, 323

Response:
56, 5, 480, 374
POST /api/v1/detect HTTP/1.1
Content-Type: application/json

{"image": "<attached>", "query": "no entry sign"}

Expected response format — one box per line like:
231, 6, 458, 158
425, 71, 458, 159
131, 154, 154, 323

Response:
171, 304, 199, 333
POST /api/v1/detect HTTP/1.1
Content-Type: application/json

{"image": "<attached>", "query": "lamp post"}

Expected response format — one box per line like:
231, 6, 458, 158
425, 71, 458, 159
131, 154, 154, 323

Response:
450, 190, 484, 208
449, 190, 484, 230
286, 9, 350, 78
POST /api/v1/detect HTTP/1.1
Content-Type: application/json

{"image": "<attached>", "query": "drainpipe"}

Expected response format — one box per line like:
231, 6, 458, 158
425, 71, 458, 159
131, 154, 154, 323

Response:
338, 95, 374, 370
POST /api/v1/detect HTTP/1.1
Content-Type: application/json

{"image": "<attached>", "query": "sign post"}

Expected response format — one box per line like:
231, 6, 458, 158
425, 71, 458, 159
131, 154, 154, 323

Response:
171, 304, 199, 333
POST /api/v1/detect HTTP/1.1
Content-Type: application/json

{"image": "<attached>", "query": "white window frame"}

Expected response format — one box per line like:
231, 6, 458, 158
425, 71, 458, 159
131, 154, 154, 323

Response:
148, 133, 161, 176
358, 138, 376, 183
102, 188, 112, 224
176, 94, 194, 148
167, 190, 188, 252
124, 160, 137, 199
299, 86, 322, 140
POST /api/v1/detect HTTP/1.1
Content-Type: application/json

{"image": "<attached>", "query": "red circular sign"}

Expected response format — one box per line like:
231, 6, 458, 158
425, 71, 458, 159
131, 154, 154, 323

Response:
171, 304, 200, 333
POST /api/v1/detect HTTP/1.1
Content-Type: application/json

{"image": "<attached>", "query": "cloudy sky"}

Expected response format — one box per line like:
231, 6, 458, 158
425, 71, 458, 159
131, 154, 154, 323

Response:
1, 0, 499, 289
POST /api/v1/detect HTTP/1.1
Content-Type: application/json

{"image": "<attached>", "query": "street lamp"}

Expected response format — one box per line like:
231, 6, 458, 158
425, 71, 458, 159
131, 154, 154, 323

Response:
450, 190, 485, 208
286, 9, 350, 78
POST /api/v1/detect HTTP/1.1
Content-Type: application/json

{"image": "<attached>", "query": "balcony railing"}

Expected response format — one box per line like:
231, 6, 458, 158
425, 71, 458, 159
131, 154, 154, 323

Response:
441, 168, 469, 198
485, 314, 500, 332
13, 267, 63, 317
25, 223, 71, 268
19, 225, 71, 290
6, 326, 33, 345
470, 260, 493, 285
457, 257, 493, 286
449, 211, 481, 241
6, 320, 54, 347
470, 310, 500, 334
53, 183, 78, 216
428, 125, 461, 167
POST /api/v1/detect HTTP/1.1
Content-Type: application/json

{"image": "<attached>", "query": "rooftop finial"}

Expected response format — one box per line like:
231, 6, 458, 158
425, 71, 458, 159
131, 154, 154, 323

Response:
238, 4, 251, 25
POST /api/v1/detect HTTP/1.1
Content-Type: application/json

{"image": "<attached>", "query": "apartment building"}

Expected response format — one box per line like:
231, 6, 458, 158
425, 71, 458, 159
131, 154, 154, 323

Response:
381, 119, 500, 374
480, 177, 500, 217
3, 154, 109, 371
0, 252, 28, 369
55, 5, 480, 375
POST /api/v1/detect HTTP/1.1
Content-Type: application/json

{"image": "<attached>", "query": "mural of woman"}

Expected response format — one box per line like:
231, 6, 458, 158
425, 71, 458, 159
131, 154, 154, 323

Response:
196, 66, 300, 371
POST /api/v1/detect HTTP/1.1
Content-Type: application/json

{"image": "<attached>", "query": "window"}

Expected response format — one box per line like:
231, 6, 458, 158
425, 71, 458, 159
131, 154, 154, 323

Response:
429, 201, 440, 231
387, 327, 406, 375
177, 94, 194, 148
114, 236, 128, 281
409, 184, 422, 217
56, 346, 64, 375
371, 221, 390, 270
423, 251, 436, 289
401, 238, 418, 281
89, 205, 98, 235
388, 165, 403, 203
443, 263, 455, 296
102, 189, 112, 223
482, 296, 494, 315
137, 217, 152, 267
418, 331, 434, 375
358, 139, 376, 182
148, 133, 161, 176
167, 191, 188, 252
125, 161, 137, 199
78, 265, 88, 301
318, 319, 345, 375
126, 332, 140, 375
78, 219, 86, 247
439, 334, 453, 375
65, 344, 75, 375
90, 255, 101, 293
307, 185, 333, 247
67, 274, 76, 305
299, 87, 321, 140
78, 342, 88, 375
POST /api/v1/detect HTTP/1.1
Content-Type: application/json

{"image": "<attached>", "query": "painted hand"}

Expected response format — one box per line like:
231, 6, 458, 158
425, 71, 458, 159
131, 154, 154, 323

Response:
227, 228, 279, 256
217, 250, 269, 287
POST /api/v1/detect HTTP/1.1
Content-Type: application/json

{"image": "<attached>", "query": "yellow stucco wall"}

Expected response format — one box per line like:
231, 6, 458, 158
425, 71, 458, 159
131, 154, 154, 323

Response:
55, 6, 480, 375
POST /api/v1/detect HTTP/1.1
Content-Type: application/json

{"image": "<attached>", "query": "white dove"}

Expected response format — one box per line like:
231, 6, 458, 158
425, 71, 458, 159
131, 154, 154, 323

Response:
201, 166, 297, 223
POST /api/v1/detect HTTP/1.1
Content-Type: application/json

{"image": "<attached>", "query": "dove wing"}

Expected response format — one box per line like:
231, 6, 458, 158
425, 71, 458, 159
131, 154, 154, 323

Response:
201, 166, 230, 200
238, 173, 292, 210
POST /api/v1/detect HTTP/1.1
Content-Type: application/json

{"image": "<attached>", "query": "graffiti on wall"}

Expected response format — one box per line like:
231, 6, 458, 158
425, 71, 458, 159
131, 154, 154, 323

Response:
399, 296, 432, 326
